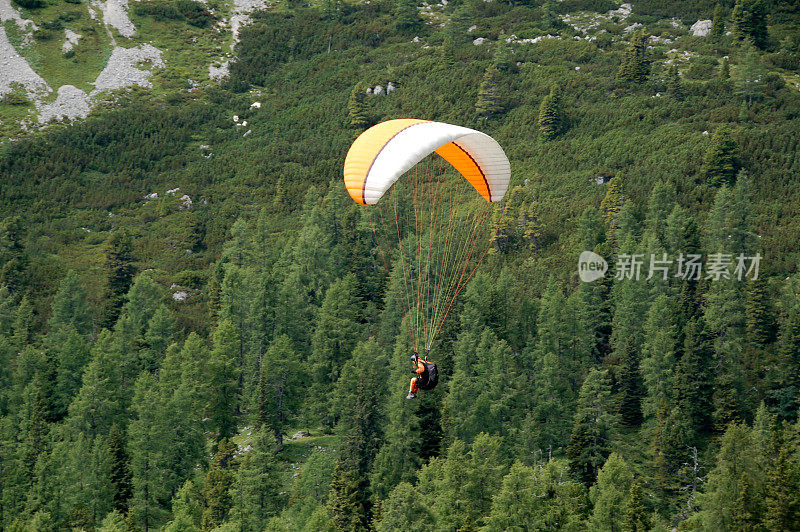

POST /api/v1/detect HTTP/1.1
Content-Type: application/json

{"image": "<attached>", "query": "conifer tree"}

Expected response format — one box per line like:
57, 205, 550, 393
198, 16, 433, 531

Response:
476, 64, 505, 118
697, 422, 765, 529
308, 275, 361, 427
768, 273, 800, 419
258, 334, 304, 447
67, 330, 125, 438
142, 305, 176, 373
567, 369, 618, 484
730, 0, 768, 48
375, 482, 433, 532
617, 28, 650, 84
394, 0, 419, 31
484, 459, 587, 530
588, 453, 633, 530
735, 44, 766, 105
348, 84, 368, 129
745, 277, 773, 346
617, 336, 644, 427
12, 295, 33, 349
0, 216, 27, 293
711, 3, 725, 40
538, 83, 563, 140
641, 295, 677, 419
202, 439, 237, 530
623, 483, 651, 531
600, 175, 624, 245
667, 63, 683, 100
49, 270, 92, 337
493, 35, 515, 72
719, 58, 731, 81
100, 231, 135, 330
764, 441, 800, 529
232, 428, 280, 530
369, 327, 422, 501
208, 319, 241, 440
107, 424, 132, 514
702, 127, 739, 187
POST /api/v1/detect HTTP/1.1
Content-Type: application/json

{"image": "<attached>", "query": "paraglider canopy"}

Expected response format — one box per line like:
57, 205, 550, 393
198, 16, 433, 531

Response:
343, 119, 511, 352
344, 119, 510, 205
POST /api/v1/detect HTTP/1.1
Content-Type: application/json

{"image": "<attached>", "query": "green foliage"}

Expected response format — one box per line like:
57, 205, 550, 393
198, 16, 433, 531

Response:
617, 29, 650, 84
538, 83, 564, 140
568, 369, 618, 484
476, 64, 505, 118
730, 0, 768, 48
348, 84, 369, 129
701, 127, 739, 187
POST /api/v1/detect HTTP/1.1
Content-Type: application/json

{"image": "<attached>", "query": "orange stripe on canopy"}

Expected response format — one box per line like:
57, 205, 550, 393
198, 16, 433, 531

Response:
435, 141, 491, 202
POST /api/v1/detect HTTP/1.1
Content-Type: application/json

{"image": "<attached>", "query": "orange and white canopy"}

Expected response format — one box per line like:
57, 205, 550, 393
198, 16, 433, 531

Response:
343, 119, 510, 205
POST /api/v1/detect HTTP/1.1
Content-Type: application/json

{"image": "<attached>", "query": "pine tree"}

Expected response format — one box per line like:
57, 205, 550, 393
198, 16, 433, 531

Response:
697, 422, 765, 529
617, 335, 644, 427
394, 0, 419, 31
49, 270, 92, 337
202, 439, 237, 530
767, 273, 800, 419
493, 34, 515, 72
100, 231, 136, 330
719, 58, 731, 81
588, 453, 633, 531
538, 83, 563, 140
483, 459, 587, 530
375, 482, 433, 532
0, 216, 27, 292
12, 295, 33, 349
623, 483, 651, 531
208, 320, 241, 440
308, 275, 361, 428
745, 277, 774, 346
67, 330, 125, 438
567, 369, 618, 484
711, 3, 726, 40
348, 84, 368, 129
258, 334, 304, 448
764, 441, 800, 529
701, 126, 739, 187
232, 428, 280, 530
327, 461, 367, 532
107, 424, 132, 514
730, 0, 768, 48
476, 64, 505, 118
735, 44, 766, 105
667, 63, 683, 100
617, 28, 650, 84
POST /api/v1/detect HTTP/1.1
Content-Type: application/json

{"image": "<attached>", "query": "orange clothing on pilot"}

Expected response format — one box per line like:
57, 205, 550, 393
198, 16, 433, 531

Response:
407, 353, 427, 399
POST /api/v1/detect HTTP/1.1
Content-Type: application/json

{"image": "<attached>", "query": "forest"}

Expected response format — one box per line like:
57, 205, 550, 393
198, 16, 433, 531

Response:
2, 0, 800, 529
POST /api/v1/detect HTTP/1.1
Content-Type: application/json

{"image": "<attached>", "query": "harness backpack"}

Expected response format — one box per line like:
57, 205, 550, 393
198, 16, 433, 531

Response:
419, 361, 438, 390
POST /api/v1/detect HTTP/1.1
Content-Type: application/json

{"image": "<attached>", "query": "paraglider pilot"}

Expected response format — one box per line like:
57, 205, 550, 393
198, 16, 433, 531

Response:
407, 352, 437, 399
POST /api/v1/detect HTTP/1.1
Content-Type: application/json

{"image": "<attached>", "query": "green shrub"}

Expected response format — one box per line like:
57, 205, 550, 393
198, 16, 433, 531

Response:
12, 0, 45, 8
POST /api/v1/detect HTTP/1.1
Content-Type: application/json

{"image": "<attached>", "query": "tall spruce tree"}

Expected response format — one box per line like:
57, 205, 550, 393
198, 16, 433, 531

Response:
100, 231, 135, 330
538, 83, 563, 140
702, 127, 740, 187
348, 84, 368, 129
567, 369, 619, 484
730, 0, 768, 48
476, 64, 505, 118
711, 3, 726, 40
617, 28, 650, 84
